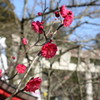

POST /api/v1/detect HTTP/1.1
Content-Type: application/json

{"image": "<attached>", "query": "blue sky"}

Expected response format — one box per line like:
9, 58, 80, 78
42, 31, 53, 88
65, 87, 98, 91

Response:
10, 0, 100, 45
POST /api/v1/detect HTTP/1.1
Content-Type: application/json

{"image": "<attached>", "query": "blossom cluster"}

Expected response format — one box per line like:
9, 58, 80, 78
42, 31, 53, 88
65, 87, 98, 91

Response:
30, 5, 74, 60
55, 5, 74, 27
31, 21, 44, 34
30, 5, 74, 59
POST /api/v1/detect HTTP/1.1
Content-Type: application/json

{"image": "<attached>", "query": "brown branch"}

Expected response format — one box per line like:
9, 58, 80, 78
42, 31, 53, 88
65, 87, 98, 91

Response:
85, 21, 100, 26
22, 0, 100, 21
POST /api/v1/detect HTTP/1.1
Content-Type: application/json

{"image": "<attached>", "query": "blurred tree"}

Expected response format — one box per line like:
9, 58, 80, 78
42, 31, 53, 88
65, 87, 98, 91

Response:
0, 0, 19, 60
95, 33, 100, 49
0, 0, 15, 22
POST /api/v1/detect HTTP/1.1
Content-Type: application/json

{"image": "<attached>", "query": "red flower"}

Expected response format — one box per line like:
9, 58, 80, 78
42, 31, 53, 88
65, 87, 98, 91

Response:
24, 77, 42, 92
0, 69, 2, 77
63, 13, 74, 27
16, 64, 26, 74
41, 43, 57, 59
38, 12, 42, 16
54, 11, 60, 17
31, 21, 44, 34
60, 5, 74, 27
60, 5, 68, 18
22, 38, 28, 45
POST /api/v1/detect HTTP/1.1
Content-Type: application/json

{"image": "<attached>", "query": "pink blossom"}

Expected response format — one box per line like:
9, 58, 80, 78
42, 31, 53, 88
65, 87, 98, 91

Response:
63, 11, 74, 27
32, 21, 39, 33
31, 21, 44, 34
38, 12, 42, 16
16, 64, 26, 74
60, 5, 68, 18
60, 5, 74, 27
67, 10, 74, 19
63, 16, 73, 27
60, 5, 74, 18
41, 43, 57, 59
0, 69, 2, 77
22, 38, 28, 45
24, 77, 42, 92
